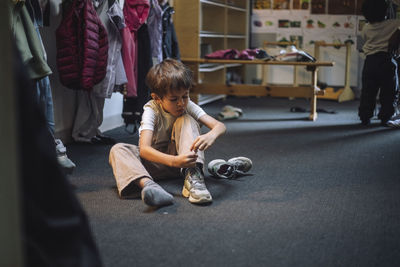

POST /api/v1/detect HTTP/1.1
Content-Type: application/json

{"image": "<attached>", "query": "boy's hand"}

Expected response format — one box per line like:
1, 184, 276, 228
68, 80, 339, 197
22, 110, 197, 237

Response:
190, 132, 216, 152
173, 151, 198, 168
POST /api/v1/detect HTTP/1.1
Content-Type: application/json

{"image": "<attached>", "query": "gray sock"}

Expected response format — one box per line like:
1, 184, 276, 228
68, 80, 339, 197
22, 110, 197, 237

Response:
141, 180, 174, 207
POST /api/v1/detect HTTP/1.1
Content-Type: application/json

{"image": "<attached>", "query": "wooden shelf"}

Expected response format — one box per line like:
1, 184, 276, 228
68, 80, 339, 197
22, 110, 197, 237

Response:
200, 0, 226, 8
199, 31, 225, 38
226, 34, 247, 38
173, 0, 249, 105
197, 94, 226, 105
199, 63, 242, 72
200, 0, 247, 11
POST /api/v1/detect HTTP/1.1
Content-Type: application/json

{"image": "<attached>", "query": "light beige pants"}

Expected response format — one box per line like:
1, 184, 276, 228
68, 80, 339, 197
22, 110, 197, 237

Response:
72, 91, 105, 142
109, 114, 205, 198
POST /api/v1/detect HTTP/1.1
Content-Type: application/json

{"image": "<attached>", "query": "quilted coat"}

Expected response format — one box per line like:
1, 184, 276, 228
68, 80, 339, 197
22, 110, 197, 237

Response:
56, 0, 108, 91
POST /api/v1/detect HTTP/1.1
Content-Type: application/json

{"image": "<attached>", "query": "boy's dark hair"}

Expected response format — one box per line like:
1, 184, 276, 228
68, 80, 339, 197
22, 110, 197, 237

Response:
145, 59, 193, 98
362, 0, 388, 23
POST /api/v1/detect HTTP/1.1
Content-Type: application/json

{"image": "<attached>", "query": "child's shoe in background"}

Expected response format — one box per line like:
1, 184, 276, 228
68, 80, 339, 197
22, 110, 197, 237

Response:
387, 119, 400, 128
55, 139, 76, 175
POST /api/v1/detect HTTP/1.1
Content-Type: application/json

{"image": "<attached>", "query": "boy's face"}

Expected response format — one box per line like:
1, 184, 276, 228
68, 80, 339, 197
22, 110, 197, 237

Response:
153, 88, 190, 117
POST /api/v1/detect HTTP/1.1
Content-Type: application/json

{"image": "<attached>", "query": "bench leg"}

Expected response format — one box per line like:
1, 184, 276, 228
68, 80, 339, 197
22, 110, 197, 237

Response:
309, 67, 318, 121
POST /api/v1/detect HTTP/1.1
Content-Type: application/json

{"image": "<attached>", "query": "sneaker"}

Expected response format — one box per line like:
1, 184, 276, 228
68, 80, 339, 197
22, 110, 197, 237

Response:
182, 167, 212, 204
222, 105, 243, 116
387, 119, 400, 128
55, 139, 76, 175
217, 110, 240, 121
207, 159, 230, 178
208, 157, 252, 179
227, 157, 253, 173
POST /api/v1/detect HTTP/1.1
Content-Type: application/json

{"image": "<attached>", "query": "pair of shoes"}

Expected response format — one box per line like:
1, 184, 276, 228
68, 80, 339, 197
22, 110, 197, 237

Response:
387, 119, 400, 128
182, 166, 212, 204
222, 105, 243, 115
217, 105, 243, 121
55, 139, 76, 175
90, 134, 116, 145
208, 157, 252, 179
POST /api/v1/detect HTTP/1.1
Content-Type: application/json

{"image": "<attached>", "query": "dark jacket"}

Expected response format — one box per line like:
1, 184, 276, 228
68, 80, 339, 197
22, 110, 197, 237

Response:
122, 23, 152, 129
161, 2, 180, 60
56, 0, 108, 91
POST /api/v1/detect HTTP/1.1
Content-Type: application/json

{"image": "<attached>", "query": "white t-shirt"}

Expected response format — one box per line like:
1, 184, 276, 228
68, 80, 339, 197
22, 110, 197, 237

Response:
139, 99, 206, 147
361, 19, 400, 56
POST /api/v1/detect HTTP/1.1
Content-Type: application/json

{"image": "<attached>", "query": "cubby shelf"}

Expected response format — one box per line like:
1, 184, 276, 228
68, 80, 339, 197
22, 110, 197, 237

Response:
173, 0, 249, 104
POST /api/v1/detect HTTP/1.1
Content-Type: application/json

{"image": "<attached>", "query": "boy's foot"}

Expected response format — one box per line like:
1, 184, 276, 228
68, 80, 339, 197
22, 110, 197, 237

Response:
182, 167, 212, 204
141, 180, 174, 207
208, 157, 252, 179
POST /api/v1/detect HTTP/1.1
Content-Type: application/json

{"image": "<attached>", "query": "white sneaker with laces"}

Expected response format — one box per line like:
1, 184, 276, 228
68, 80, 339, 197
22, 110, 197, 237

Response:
182, 167, 212, 204
227, 157, 252, 173
208, 157, 252, 179
387, 119, 400, 128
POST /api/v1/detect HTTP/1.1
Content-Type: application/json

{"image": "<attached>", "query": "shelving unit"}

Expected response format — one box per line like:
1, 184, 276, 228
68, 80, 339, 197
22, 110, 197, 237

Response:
173, 0, 249, 105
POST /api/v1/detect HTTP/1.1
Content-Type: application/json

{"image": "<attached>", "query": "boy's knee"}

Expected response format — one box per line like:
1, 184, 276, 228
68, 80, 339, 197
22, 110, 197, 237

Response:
109, 143, 138, 158
175, 114, 198, 127
110, 143, 124, 155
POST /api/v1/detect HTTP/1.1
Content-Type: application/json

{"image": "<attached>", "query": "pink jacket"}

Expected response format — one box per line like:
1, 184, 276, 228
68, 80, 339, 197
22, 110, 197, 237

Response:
121, 0, 150, 97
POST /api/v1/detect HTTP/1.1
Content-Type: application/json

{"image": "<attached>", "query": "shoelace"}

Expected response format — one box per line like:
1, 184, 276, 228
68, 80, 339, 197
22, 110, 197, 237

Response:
188, 169, 207, 189
218, 164, 246, 179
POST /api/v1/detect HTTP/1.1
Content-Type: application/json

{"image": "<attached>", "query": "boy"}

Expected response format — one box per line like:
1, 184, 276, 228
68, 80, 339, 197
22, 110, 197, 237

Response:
109, 59, 226, 207
358, 0, 400, 125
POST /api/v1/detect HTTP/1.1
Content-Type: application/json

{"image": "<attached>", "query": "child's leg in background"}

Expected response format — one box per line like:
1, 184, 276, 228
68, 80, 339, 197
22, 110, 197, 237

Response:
171, 114, 205, 166
378, 57, 398, 123
359, 56, 380, 122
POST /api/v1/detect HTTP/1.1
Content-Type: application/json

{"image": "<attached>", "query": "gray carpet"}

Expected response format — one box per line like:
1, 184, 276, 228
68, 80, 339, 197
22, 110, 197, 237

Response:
67, 97, 400, 267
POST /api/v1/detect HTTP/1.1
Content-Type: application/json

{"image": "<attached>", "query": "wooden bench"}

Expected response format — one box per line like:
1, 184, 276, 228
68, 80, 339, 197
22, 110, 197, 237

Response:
182, 58, 335, 121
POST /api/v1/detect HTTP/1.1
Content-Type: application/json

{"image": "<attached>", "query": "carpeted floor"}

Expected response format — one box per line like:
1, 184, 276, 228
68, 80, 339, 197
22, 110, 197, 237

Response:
66, 97, 400, 267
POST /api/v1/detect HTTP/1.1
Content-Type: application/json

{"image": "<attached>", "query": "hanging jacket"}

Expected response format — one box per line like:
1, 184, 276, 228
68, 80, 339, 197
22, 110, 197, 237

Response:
122, 23, 153, 130
121, 0, 150, 97
147, 0, 163, 64
93, 0, 127, 98
56, 0, 108, 91
9, 1, 52, 80
160, 2, 180, 60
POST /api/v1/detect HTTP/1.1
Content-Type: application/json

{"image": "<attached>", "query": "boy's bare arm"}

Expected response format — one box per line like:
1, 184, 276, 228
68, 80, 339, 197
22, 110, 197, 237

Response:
190, 114, 226, 152
139, 129, 198, 168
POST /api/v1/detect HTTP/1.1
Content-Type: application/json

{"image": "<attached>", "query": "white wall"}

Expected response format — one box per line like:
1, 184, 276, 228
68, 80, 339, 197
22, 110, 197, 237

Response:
250, 10, 363, 96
